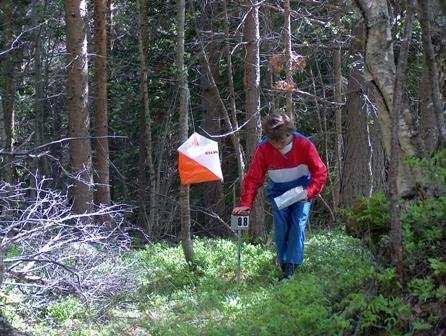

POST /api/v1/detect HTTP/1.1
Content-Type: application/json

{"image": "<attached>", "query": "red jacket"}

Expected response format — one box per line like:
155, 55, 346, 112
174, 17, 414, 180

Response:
240, 133, 328, 208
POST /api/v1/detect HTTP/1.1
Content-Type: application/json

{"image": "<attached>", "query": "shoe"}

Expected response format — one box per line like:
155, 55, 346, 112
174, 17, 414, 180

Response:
278, 262, 287, 281
280, 263, 286, 273
283, 263, 296, 279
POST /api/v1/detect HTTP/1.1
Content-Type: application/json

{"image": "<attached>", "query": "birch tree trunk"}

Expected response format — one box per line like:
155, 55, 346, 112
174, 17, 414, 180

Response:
243, 0, 265, 239
389, 0, 416, 283
176, 0, 194, 263
355, 0, 418, 197
93, 0, 111, 207
64, 0, 93, 214
137, 0, 156, 232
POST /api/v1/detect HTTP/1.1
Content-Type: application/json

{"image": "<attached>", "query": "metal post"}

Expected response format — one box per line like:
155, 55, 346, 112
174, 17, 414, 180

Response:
231, 214, 248, 284
236, 228, 241, 284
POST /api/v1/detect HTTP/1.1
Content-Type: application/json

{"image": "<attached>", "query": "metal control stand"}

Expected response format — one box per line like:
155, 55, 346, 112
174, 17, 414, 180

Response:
231, 214, 250, 284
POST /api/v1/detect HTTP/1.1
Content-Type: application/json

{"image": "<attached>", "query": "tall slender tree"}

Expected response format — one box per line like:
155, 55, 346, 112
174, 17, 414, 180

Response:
1, 0, 18, 183
243, 0, 265, 238
176, 0, 194, 263
93, 0, 111, 207
283, 0, 294, 121
222, 0, 245, 187
333, 42, 343, 211
137, 0, 156, 231
389, 0, 416, 283
199, 2, 225, 235
31, 0, 50, 178
64, 0, 93, 214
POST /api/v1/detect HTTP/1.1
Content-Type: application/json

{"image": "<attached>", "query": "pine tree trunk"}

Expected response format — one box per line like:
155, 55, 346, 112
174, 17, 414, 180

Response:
340, 68, 387, 210
137, 0, 156, 232
31, 0, 50, 178
419, 71, 441, 154
418, 0, 446, 147
332, 15, 343, 211
284, 0, 294, 122
223, 0, 245, 186
243, 0, 265, 239
64, 0, 93, 214
1, 0, 17, 183
107, 0, 114, 52
176, 0, 194, 263
198, 4, 226, 236
389, 0, 416, 283
93, 0, 111, 207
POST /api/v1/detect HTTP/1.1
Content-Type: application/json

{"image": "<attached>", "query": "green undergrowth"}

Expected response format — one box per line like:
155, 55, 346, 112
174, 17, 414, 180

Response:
3, 231, 380, 335
4, 224, 443, 335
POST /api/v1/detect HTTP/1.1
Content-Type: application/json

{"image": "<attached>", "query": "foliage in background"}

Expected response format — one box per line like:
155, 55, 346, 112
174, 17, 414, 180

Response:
342, 150, 446, 334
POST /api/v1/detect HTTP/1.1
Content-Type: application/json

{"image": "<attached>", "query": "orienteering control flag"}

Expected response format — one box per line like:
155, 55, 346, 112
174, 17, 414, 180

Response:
178, 132, 223, 185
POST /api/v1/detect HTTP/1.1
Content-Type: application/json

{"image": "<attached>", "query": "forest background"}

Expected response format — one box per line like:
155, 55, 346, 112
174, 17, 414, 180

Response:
0, 0, 445, 335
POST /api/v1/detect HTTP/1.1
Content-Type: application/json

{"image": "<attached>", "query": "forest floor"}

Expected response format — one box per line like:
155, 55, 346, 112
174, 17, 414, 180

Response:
2, 230, 381, 335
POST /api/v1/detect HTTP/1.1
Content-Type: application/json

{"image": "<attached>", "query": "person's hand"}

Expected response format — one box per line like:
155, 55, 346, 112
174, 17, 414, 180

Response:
232, 206, 250, 215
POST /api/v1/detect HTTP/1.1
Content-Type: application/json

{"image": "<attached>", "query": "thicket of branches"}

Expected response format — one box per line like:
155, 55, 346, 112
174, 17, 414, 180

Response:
0, 176, 138, 312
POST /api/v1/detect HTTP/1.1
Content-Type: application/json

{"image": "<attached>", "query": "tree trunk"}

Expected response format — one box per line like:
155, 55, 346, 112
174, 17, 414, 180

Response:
419, 71, 441, 154
340, 67, 387, 210
107, 0, 114, 52
389, 0, 416, 283
31, 0, 50, 178
64, 0, 93, 214
418, 0, 446, 147
1, 0, 17, 183
223, 0, 245, 186
198, 3, 226, 236
243, 0, 265, 239
93, 0, 111, 207
137, 0, 156, 232
333, 45, 343, 211
176, 0, 194, 263
283, 0, 294, 122
355, 0, 418, 197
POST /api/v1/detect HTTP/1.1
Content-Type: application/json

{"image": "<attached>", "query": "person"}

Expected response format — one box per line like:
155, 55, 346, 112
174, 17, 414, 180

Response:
233, 113, 328, 279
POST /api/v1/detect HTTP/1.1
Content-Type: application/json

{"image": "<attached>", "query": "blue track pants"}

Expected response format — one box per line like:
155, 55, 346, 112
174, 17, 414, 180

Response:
270, 200, 312, 265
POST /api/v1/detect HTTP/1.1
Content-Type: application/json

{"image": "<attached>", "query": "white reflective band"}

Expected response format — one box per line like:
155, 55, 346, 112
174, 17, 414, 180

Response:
268, 164, 309, 183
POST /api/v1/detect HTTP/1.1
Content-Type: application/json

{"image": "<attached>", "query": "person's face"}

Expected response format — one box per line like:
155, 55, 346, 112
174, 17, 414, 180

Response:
269, 134, 293, 150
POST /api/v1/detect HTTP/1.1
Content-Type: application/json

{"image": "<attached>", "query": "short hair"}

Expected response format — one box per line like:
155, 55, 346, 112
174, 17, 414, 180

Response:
262, 113, 295, 141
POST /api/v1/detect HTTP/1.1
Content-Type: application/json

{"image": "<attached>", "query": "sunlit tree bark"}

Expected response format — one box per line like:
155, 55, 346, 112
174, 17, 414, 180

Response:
243, 0, 265, 239
176, 0, 194, 263
64, 0, 93, 214
93, 0, 111, 207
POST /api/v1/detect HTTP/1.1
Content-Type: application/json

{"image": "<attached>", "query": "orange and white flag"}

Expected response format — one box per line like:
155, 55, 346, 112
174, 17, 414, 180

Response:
177, 132, 223, 185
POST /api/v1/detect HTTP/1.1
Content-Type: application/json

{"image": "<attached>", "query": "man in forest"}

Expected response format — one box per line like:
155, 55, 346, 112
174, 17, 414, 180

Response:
233, 113, 327, 280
